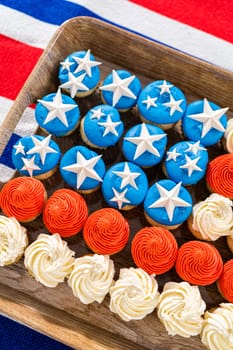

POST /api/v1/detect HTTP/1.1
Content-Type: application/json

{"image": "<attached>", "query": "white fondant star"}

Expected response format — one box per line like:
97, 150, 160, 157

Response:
180, 155, 202, 177
166, 148, 182, 162
157, 80, 173, 94
62, 151, 103, 189
13, 141, 25, 155
60, 72, 89, 98
90, 107, 105, 120
149, 182, 191, 222
98, 115, 121, 137
60, 60, 73, 72
72, 49, 101, 77
38, 88, 77, 127
21, 156, 41, 177
163, 95, 184, 116
185, 141, 206, 155
100, 70, 137, 106
109, 187, 130, 209
188, 98, 228, 138
112, 162, 141, 189
125, 123, 166, 160
27, 135, 58, 165
142, 95, 158, 110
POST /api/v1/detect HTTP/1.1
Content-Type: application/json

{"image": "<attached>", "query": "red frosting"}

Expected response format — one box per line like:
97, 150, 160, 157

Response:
218, 259, 233, 302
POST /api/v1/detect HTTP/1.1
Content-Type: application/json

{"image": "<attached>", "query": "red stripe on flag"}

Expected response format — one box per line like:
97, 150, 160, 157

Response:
130, 0, 233, 44
0, 35, 43, 100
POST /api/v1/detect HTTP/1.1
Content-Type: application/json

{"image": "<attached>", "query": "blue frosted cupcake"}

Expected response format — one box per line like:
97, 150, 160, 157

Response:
122, 123, 167, 167
182, 98, 228, 146
12, 134, 61, 180
164, 140, 208, 186
35, 89, 80, 137
59, 49, 101, 98
60, 145, 105, 193
144, 179, 192, 230
100, 69, 141, 111
80, 104, 124, 149
102, 161, 148, 210
137, 80, 187, 130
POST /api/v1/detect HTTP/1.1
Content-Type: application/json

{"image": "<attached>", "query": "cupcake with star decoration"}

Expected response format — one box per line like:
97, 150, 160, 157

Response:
80, 104, 124, 149
59, 49, 101, 98
100, 69, 141, 112
12, 134, 61, 180
137, 80, 186, 130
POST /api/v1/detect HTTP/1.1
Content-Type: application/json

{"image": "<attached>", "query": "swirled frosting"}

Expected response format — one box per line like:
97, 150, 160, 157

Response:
224, 118, 233, 153
0, 215, 28, 266
68, 254, 115, 304
24, 233, 75, 287
43, 189, 88, 237
175, 241, 223, 286
218, 260, 233, 302
0, 177, 47, 222
201, 303, 233, 350
206, 154, 233, 198
131, 227, 178, 275
157, 281, 206, 337
83, 208, 129, 255
190, 193, 233, 241
109, 267, 160, 321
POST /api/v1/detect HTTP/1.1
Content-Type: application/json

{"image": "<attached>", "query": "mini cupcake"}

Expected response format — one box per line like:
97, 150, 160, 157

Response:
83, 208, 130, 255
206, 154, 233, 199
35, 89, 80, 137
182, 98, 228, 146
101, 161, 148, 210
131, 226, 178, 275
137, 80, 186, 130
99, 69, 141, 111
12, 134, 61, 179
80, 104, 124, 149
175, 241, 223, 286
217, 260, 233, 303
164, 140, 208, 186
187, 193, 233, 241
0, 177, 47, 223
144, 179, 192, 230
60, 145, 106, 193
224, 118, 233, 153
59, 49, 101, 98
43, 189, 88, 237
122, 123, 167, 167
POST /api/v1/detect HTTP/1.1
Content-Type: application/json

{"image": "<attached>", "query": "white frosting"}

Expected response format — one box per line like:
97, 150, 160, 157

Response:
201, 303, 233, 350
109, 187, 130, 209
27, 135, 58, 165
157, 281, 206, 338
112, 162, 140, 190
163, 95, 184, 116
72, 49, 101, 77
224, 118, 233, 153
68, 254, 115, 304
0, 216, 28, 266
98, 115, 121, 137
192, 193, 233, 241
24, 233, 75, 288
109, 267, 160, 321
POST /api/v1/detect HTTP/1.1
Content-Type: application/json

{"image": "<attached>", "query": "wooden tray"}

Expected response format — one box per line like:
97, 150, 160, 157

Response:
1, 16, 233, 350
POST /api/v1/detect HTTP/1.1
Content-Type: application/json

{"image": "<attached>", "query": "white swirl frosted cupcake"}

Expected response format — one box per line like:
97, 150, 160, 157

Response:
24, 233, 75, 287
68, 254, 115, 304
224, 118, 233, 153
0, 215, 28, 266
109, 267, 160, 321
157, 281, 206, 338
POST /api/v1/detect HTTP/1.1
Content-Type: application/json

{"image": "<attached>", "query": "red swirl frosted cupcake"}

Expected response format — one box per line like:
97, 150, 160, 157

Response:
206, 154, 233, 199
0, 177, 47, 223
43, 189, 88, 237
83, 208, 130, 255
175, 241, 223, 286
217, 259, 233, 302
131, 227, 178, 275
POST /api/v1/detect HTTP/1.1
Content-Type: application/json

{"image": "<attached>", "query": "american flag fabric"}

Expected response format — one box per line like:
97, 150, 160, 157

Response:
0, 0, 233, 184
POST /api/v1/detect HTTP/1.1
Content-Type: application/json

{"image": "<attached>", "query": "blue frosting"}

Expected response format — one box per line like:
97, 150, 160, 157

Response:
60, 145, 106, 191
122, 123, 167, 167
182, 99, 228, 146
11, 135, 61, 177
137, 80, 186, 125
164, 140, 208, 186
144, 179, 193, 226
100, 69, 141, 111
35, 92, 80, 137
101, 161, 148, 209
82, 104, 124, 148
